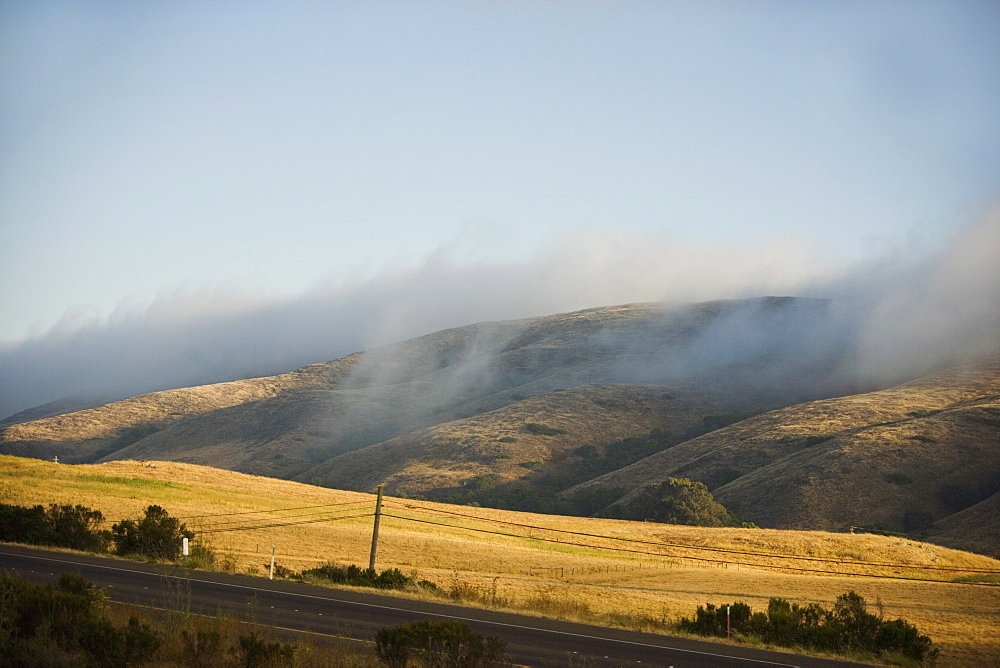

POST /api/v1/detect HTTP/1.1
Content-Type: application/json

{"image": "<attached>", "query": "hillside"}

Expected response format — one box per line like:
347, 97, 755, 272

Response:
299, 383, 729, 494
560, 360, 1000, 552
2, 456, 998, 667
1, 298, 834, 475
2, 297, 998, 558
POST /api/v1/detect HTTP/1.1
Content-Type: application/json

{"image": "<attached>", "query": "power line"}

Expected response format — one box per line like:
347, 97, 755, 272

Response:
175, 499, 368, 520
197, 512, 373, 534
383, 501, 1000, 575
192, 504, 371, 531
379, 512, 998, 585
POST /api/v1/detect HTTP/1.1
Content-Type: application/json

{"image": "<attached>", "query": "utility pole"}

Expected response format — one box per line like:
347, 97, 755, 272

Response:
368, 485, 384, 571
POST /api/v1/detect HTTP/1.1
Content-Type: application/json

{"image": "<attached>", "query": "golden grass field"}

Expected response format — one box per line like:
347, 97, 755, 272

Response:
2, 455, 998, 666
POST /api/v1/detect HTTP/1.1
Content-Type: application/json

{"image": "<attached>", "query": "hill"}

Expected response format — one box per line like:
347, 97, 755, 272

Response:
2, 297, 997, 558
1, 456, 998, 666
560, 360, 1000, 552
1, 298, 834, 474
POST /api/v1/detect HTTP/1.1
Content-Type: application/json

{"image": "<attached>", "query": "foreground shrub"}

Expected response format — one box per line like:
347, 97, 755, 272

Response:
375, 619, 509, 667
232, 631, 296, 667
678, 590, 938, 663
0, 572, 160, 666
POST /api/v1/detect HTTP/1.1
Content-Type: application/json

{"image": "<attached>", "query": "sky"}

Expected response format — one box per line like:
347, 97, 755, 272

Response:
1, 1, 999, 418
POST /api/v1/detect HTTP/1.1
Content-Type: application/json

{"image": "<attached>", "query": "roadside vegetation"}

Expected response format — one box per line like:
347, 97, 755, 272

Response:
1, 569, 940, 667
0, 501, 192, 561
679, 591, 938, 665
0, 571, 374, 667
2, 457, 997, 666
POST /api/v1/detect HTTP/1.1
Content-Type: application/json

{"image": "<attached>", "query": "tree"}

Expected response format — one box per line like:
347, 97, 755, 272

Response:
112, 505, 194, 560
617, 478, 747, 527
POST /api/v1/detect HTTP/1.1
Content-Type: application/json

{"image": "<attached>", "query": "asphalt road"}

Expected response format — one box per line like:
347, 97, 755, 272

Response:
1, 544, 867, 667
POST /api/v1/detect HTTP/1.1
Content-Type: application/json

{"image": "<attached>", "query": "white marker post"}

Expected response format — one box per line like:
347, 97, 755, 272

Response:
182, 537, 189, 557
270, 546, 276, 580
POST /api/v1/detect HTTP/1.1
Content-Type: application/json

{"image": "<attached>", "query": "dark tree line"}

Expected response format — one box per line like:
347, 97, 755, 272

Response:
0, 502, 193, 561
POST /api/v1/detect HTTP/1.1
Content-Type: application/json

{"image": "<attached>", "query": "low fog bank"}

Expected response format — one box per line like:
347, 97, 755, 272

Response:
2, 207, 997, 421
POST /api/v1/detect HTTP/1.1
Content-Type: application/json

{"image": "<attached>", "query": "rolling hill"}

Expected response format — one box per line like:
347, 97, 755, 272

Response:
2, 296, 997, 557
2, 456, 999, 667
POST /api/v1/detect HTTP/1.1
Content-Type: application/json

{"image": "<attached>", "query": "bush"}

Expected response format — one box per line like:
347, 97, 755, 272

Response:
614, 478, 750, 527
78, 616, 161, 668
0, 571, 161, 666
112, 504, 194, 560
678, 591, 937, 663
0, 502, 110, 552
375, 619, 509, 667
303, 563, 418, 590
232, 631, 295, 667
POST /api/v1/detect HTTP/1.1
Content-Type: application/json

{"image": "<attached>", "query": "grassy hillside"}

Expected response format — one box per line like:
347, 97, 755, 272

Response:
299, 383, 729, 495
560, 360, 1000, 551
1, 456, 998, 666
0, 355, 361, 464
2, 299, 818, 476
3, 299, 999, 559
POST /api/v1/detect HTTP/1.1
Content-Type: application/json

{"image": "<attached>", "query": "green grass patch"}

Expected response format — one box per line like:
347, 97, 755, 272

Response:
524, 423, 566, 436
76, 473, 184, 489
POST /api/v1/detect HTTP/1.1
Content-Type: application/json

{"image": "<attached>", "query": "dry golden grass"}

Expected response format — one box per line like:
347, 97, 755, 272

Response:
2, 455, 998, 666
311, 383, 717, 495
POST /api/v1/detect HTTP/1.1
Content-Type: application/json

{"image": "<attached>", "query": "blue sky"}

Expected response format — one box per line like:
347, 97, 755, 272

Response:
1, 1, 998, 416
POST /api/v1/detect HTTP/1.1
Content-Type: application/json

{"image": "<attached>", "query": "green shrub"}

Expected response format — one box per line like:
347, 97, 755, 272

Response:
0, 502, 110, 552
232, 631, 295, 667
303, 563, 418, 590
0, 572, 161, 666
613, 478, 749, 527
497, 436, 518, 443
78, 616, 161, 668
375, 619, 509, 667
112, 504, 194, 561
678, 591, 937, 663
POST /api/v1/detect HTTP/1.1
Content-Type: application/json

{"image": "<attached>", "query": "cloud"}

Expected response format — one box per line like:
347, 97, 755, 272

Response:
1, 211, 997, 421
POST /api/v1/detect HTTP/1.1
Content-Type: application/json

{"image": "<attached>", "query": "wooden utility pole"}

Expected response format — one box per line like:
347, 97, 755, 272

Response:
368, 485, 384, 571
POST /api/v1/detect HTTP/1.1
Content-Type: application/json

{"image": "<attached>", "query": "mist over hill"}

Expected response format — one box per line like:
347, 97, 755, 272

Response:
2, 288, 998, 556
2, 205, 997, 422
1, 212, 998, 555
